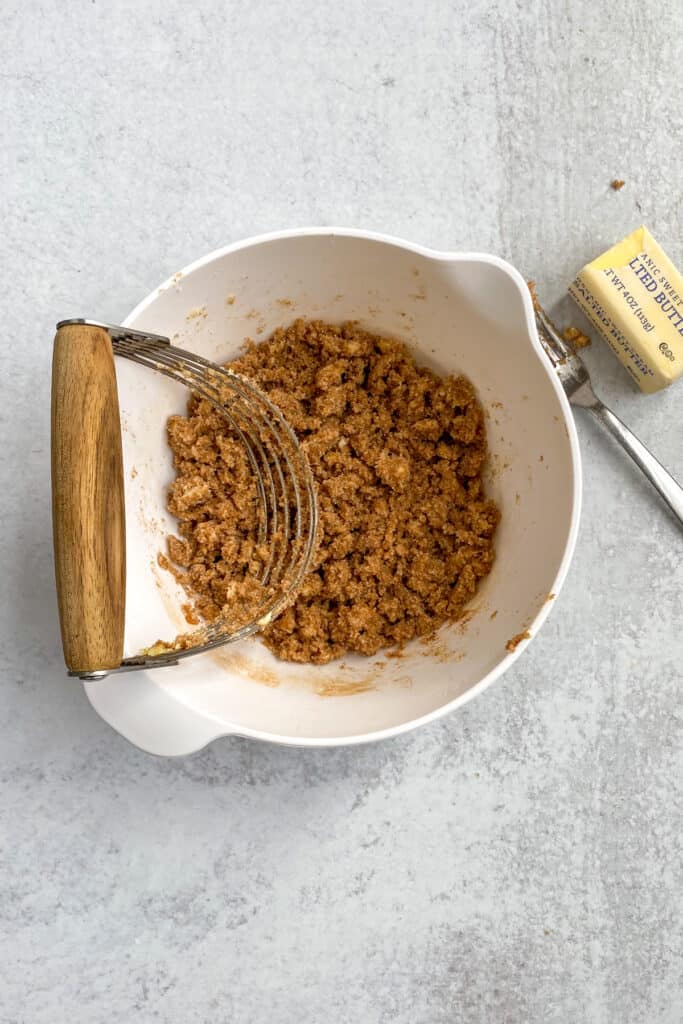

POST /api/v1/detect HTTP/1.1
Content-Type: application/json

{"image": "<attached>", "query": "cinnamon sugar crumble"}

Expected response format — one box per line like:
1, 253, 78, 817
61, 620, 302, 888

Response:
164, 319, 500, 664
526, 282, 591, 349
561, 325, 591, 349
527, 280, 541, 312
506, 630, 530, 652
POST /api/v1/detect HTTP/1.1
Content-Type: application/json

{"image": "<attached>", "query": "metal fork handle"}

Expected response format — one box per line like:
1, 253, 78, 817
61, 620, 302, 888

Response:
586, 399, 683, 528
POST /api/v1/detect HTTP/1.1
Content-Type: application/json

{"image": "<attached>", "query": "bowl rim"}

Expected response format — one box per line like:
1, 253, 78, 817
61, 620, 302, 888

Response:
95, 226, 583, 750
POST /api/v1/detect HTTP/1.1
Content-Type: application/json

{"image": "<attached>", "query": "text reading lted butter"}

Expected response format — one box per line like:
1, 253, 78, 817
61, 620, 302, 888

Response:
569, 226, 683, 393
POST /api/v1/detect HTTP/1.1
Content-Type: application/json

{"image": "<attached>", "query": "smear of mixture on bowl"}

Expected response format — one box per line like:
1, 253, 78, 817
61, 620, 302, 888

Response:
163, 319, 499, 664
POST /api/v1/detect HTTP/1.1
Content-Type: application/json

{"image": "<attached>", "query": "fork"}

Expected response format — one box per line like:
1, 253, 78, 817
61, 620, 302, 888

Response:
534, 305, 683, 529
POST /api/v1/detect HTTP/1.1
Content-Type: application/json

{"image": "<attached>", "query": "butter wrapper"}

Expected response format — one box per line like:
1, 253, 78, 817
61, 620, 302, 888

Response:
568, 226, 683, 393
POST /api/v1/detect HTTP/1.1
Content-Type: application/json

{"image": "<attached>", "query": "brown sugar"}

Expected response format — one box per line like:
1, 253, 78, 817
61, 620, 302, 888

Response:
527, 282, 591, 349
561, 325, 591, 349
527, 280, 541, 311
164, 320, 500, 664
506, 630, 531, 652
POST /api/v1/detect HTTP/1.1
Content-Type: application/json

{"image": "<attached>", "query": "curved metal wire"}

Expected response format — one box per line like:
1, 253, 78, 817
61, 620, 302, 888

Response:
112, 334, 318, 667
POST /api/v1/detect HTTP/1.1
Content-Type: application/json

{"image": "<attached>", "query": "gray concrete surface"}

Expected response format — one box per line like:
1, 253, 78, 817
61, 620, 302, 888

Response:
1, 1, 681, 1021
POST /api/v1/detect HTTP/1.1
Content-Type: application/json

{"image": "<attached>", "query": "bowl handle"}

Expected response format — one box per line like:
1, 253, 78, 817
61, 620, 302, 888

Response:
51, 323, 126, 673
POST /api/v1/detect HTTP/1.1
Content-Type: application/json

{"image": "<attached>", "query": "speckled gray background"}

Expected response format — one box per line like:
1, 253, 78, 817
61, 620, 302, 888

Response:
1, 1, 681, 1021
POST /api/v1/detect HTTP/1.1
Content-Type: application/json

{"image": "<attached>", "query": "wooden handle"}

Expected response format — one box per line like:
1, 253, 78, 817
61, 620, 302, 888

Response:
51, 324, 126, 673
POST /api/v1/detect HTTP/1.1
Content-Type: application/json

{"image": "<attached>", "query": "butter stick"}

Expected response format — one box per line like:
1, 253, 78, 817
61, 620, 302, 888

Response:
568, 226, 683, 393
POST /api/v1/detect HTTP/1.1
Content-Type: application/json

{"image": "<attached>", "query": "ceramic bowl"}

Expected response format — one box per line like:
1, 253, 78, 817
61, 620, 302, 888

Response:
84, 229, 581, 754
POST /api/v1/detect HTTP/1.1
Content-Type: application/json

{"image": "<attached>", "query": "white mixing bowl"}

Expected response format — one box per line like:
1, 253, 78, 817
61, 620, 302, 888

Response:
84, 229, 581, 754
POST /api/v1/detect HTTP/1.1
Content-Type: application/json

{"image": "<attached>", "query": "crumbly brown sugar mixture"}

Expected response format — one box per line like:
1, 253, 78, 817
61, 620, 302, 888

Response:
165, 320, 499, 664
527, 281, 591, 349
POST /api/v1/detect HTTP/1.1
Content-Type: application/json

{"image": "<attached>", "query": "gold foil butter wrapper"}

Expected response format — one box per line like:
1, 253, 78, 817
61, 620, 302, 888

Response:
569, 226, 683, 393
